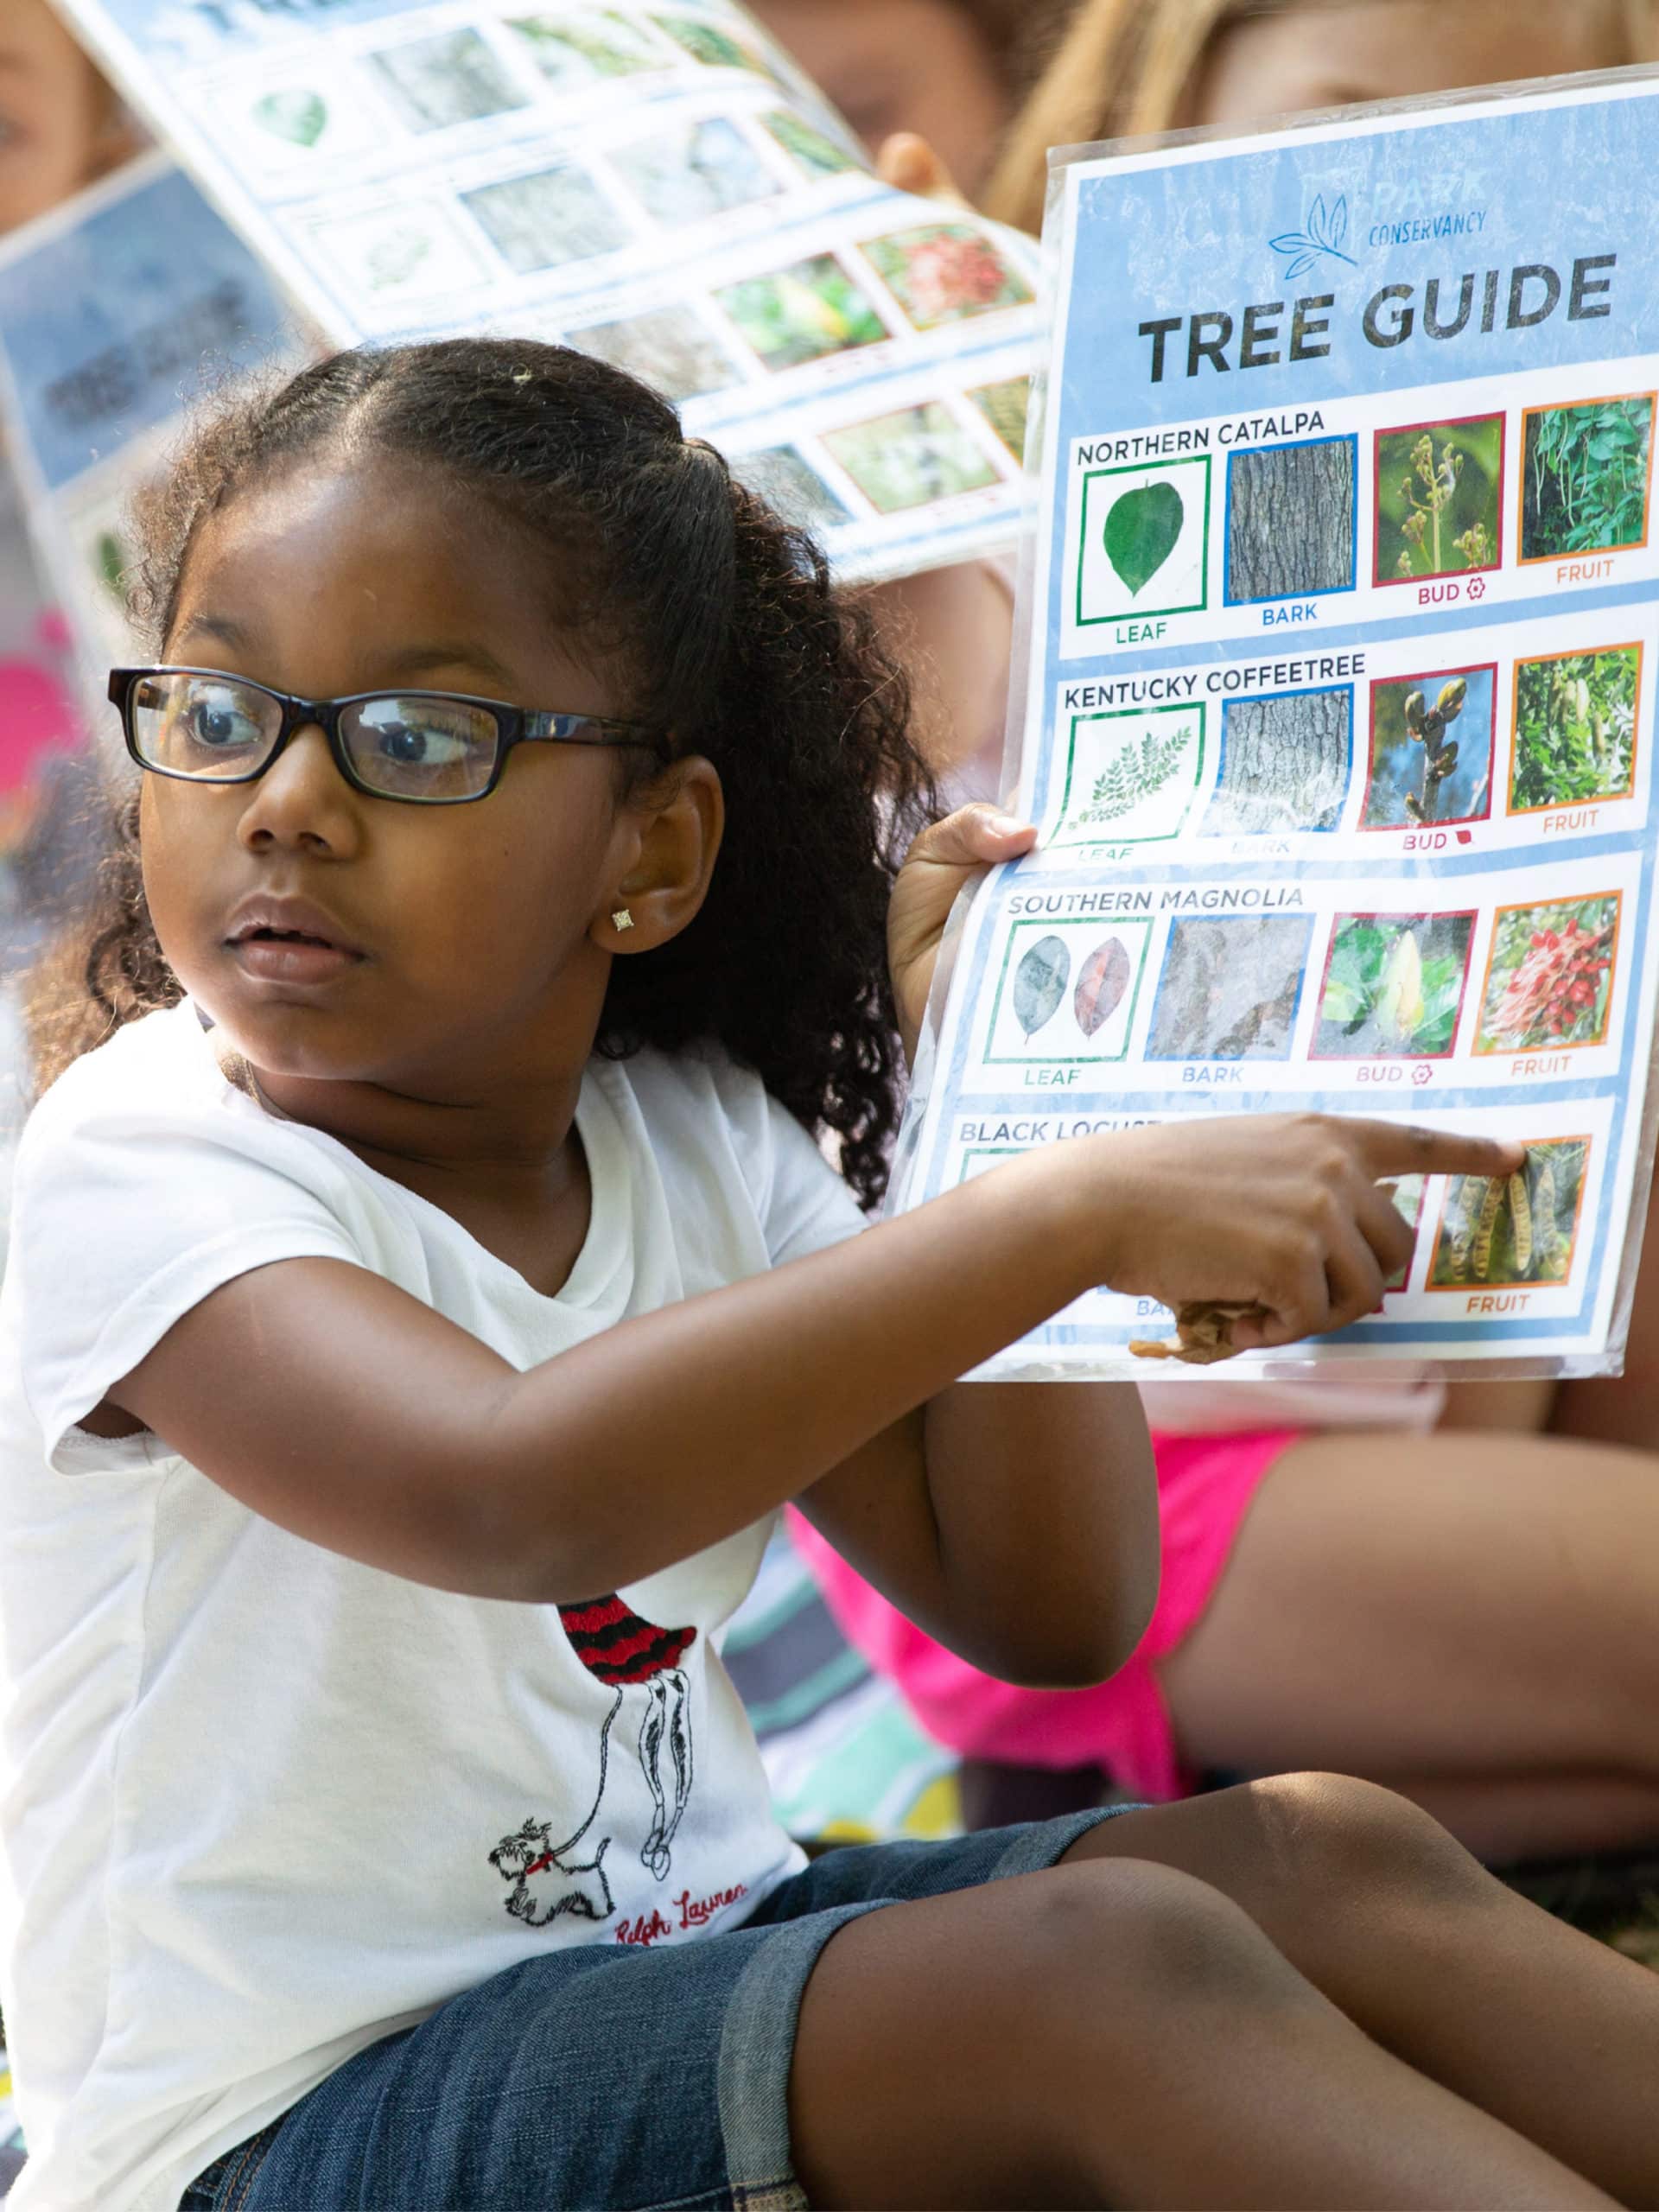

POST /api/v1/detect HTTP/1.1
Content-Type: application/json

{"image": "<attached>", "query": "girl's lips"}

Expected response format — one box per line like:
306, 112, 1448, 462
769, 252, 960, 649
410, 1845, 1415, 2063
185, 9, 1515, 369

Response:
230, 936, 364, 985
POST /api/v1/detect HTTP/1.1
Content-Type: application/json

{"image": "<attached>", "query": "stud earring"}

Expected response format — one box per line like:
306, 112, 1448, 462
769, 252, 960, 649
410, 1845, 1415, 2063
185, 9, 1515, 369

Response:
611, 908, 634, 932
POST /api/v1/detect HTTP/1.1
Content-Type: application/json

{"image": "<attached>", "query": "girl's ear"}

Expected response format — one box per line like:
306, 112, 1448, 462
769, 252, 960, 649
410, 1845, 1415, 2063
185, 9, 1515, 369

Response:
593, 755, 724, 954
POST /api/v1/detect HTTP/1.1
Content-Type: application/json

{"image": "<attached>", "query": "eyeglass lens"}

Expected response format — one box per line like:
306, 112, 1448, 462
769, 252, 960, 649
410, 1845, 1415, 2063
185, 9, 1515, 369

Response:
129, 673, 503, 802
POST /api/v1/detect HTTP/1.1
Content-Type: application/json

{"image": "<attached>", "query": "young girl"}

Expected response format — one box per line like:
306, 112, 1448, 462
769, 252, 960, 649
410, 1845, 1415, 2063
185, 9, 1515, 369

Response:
6, 335, 1659, 2210
773, 0, 1659, 1867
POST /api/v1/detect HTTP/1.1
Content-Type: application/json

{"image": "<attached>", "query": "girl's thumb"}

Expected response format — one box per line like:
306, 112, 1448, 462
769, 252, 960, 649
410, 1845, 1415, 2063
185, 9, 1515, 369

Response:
907, 804, 1033, 871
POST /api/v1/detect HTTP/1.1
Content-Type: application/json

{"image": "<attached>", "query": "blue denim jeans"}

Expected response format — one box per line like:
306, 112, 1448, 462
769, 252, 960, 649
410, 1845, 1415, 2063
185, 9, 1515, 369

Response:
181, 1806, 1130, 2211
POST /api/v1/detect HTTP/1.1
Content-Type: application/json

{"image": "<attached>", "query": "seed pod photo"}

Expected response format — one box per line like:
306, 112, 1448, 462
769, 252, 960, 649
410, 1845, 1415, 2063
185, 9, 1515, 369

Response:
1428, 1139, 1592, 1290
986, 920, 1152, 1065
1510, 645, 1641, 815
1520, 392, 1656, 563
1361, 665, 1496, 831
1374, 414, 1503, 588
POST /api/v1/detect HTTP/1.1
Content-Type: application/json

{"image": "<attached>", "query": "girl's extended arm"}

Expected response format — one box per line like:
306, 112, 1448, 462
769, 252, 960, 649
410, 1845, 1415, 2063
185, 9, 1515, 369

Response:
107, 1109, 1516, 1669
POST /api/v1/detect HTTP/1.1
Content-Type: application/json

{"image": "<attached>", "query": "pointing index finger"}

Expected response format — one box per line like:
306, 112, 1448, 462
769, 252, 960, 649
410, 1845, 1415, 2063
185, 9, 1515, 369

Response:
1350, 1120, 1526, 1181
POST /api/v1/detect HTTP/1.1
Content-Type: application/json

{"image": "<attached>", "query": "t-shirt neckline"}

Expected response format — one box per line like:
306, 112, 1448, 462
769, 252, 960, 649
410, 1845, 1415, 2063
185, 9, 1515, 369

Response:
188, 1000, 632, 1313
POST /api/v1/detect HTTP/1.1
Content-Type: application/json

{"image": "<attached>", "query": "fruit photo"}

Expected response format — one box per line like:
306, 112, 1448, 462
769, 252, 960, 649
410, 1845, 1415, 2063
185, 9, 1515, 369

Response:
1521, 393, 1655, 562
1510, 645, 1640, 813
860, 224, 1033, 333
1429, 1141, 1590, 1289
1474, 894, 1620, 1056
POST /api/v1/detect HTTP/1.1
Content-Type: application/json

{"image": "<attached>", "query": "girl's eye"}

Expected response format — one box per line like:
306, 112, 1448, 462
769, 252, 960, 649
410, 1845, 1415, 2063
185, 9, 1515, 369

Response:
348, 699, 498, 795
373, 718, 471, 767
178, 690, 267, 751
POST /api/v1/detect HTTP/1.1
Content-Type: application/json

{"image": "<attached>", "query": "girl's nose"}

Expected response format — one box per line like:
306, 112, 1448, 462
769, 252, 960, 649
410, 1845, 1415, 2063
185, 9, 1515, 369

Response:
235, 722, 362, 856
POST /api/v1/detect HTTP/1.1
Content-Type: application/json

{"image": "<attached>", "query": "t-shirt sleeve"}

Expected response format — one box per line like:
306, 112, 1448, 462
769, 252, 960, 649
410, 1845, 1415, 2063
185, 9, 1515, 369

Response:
753, 1096, 869, 1267
700, 1055, 868, 1267
11, 1077, 368, 1471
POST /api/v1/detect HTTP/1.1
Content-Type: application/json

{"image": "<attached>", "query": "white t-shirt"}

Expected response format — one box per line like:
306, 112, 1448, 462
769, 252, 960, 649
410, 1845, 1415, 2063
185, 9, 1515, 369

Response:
0, 1001, 867, 2212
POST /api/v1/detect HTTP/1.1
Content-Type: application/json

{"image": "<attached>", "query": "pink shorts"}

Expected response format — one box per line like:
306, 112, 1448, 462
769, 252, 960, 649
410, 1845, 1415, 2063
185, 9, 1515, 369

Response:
787, 1427, 1300, 1802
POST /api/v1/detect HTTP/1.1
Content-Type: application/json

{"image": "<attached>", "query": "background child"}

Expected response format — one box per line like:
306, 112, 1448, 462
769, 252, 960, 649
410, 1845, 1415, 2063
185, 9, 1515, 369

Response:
0, 0, 137, 235
7, 336, 1659, 2211
763, 0, 1659, 1867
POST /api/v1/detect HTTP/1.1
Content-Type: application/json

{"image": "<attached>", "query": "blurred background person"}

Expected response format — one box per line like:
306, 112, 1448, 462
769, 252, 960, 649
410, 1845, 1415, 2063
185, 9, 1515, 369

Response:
982, 0, 1658, 229
0, 2, 143, 1185
0, 0, 137, 233
749, 0, 1070, 792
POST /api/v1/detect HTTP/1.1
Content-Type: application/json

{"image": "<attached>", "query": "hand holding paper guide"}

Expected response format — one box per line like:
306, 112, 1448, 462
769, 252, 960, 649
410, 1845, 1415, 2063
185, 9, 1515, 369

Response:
891, 67, 1659, 1382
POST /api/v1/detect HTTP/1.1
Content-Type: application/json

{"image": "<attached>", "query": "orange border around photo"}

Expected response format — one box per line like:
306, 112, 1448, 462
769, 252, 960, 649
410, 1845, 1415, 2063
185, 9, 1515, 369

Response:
1471, 890, 1623, 1058
1425, 1136, 1594, 1294
1506, 639, 1643, 817
1516, 391, 1657, 569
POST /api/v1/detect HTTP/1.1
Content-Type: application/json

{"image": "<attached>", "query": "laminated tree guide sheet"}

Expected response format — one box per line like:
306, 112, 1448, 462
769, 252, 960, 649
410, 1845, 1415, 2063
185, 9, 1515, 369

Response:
891, 68, 1659, 1383
10, 0, 1037, 616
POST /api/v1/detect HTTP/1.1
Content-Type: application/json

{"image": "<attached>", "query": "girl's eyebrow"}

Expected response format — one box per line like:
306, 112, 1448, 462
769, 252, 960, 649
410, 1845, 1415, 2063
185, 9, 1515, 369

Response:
373, 643, 522, 687
174, 612, 252, 651
169, 620, 520, 691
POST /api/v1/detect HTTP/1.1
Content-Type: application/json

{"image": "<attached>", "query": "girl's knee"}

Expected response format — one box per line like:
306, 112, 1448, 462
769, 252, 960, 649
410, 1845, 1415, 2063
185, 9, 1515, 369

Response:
1237, 1770, 1489, 1905
1021, 1858, 1317, 2018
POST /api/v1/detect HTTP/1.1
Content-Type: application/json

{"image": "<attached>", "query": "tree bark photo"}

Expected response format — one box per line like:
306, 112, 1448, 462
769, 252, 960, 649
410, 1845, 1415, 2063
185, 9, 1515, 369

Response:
1205, 686, 1352, 834
1226, 437, 1357, 603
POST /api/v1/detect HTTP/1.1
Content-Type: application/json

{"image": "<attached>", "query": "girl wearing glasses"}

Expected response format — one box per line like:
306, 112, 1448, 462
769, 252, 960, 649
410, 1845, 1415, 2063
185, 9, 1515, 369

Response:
6, 340, 1659, 2212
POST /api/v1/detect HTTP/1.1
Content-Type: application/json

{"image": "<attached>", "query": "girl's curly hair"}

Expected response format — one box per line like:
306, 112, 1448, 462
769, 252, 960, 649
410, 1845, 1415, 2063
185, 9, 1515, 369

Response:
28, 338, 936, 1207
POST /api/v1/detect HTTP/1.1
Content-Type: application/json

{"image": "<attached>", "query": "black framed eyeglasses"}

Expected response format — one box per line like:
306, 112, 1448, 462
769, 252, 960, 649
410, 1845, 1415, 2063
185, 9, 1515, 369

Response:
109, 666, 666, 806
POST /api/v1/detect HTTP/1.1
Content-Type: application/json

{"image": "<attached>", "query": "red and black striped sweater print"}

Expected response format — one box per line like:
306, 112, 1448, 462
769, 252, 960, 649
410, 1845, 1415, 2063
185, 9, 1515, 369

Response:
558, 1596, 696, 1687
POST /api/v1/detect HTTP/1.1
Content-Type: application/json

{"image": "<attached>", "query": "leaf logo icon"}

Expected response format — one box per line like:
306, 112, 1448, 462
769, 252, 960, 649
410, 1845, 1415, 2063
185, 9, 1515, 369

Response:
1268, 193, 1357, 282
